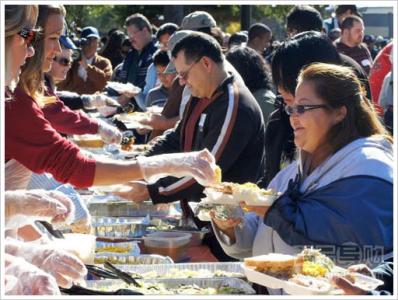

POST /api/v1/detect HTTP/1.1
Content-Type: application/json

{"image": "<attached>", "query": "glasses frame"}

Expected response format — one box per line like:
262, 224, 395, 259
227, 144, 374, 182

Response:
177, 57, 202, 81
18, 27, 39, 46
285, 104, 329, 116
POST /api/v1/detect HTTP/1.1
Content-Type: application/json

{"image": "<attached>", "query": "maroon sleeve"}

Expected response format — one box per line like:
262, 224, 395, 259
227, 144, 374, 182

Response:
5, 89, 96, 188
42, 97, 99, 135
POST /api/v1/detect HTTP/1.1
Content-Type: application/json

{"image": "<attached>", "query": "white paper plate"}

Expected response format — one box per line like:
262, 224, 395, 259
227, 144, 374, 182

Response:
242, 264, 333, 295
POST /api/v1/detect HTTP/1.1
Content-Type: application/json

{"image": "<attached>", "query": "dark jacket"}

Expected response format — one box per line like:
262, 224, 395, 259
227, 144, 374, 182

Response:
117, 39, 157, 89
144, 75, 266, 204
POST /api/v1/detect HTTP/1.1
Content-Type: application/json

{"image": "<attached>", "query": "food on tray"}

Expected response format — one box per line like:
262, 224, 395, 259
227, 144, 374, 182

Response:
121, 135, 135, 151
72, 134, 104, 148
243, 247, 384, 294
214, 165, 222, 184
106, 81, 141, 95
96, 245, 133, 254
126, 268, 243, 279
95, 282, 248, 295
203, 182, 280, 206
244, 253, 300, 278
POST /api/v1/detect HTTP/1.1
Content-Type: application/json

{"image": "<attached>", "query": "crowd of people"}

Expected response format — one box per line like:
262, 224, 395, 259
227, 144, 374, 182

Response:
3, 3, 394, 296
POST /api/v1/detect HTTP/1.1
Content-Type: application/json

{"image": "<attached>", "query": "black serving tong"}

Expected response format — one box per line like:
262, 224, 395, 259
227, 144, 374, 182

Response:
60, 284, 143, 295
85, 264, 119, 280
103, 261, 141, 287
36, 220, 65, 239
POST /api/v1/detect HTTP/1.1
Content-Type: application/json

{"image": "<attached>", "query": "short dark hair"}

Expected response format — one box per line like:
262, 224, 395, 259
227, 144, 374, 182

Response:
171, 32, 223, 64
271, 31, 341, 95
286, 5, 323, 33
335, 5, 358, 17
248, 23, 272, 41
228, 32, 248, 48
226, 46, 272, 92
340, 15, 363, 31
156, 23, 178, 40
153, 49, 170, 67
125, 13, 151, 31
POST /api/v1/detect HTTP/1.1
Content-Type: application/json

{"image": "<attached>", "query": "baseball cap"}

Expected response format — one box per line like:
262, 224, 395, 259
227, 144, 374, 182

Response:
81, 26, 100, 40
181, 11, 216, 30
60, 35, 77, 50
163, 30, 194, 74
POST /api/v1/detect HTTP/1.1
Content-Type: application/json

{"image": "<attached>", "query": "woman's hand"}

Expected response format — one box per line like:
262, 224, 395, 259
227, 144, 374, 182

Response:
210, 211, 241, 243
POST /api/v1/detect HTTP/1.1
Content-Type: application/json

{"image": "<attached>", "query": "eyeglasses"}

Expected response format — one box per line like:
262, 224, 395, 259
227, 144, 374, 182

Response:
177, 57, 202, 81
285, 104, 329, 116
127, 28, 142, 38
53, 56, 72, 67
18, 28, 38, 46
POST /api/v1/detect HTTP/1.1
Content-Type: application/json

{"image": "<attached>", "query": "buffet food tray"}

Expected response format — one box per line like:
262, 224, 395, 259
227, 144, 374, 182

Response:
86, 277, 255, 295
94, 254, 174, 265
88, 197, 174, 217
92, 216, 150, 238
115, 262, 245, 279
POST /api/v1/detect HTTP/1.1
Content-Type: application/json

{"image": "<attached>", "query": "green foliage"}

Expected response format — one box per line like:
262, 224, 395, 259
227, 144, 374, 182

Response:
64, 4, 327, 37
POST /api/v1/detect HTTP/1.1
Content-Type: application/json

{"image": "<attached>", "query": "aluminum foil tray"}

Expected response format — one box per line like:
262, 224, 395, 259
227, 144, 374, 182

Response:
88, 197, 175, 217
92, 217, 150, 238
96, 240, 140, 255
86, 277, 255, 295
94, 254, 174, 265
115, 262, 245, 279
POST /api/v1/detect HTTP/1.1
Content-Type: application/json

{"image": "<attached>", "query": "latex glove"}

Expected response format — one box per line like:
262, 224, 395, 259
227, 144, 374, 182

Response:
113, 181, 150, 203
6, 238, 87, 288
5, 253, 60, 295
136, 148, 217, 186
5, 190, 74, 229
82, 93, 120, 109
97, 119, 122, 144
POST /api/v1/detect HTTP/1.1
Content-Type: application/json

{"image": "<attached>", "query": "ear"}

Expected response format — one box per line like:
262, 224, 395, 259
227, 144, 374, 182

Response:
334, 105, 347, 124
201, 56, 212, 73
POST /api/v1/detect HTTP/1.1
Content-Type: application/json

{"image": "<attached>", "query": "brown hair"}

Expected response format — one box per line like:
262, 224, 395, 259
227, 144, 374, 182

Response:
18, 5, 65, 102
297, 62, 392, 153
5, 5, 38, 92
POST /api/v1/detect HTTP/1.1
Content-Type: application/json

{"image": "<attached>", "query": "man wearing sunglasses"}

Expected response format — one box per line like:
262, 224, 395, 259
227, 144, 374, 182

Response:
115, 32, 266, 261
58, 26, 112, 95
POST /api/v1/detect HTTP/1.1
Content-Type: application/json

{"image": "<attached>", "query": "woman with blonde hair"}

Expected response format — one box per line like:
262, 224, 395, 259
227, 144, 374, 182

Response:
4, 5, 86, 295
5, 5, 217, 194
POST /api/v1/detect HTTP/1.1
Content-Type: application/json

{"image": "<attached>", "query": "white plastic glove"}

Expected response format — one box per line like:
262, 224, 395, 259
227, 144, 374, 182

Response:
5, 253, 61, 295
5, 190, 75, 229
82, 93, 119, 109
97, 119, 122, 144
136, 148, 217, 186
6, 238, 87, 288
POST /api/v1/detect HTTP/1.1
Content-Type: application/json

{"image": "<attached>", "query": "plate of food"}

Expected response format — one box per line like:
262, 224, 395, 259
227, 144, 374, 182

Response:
106, 81, 141, 96
243, 248, 383, 295
203, 182, 281, 207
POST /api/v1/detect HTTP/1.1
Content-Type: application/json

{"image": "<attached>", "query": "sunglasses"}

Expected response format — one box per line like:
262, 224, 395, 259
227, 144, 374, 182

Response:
285, 104, 329, 116
18, 28, 38, 46
53, 56, 72, 67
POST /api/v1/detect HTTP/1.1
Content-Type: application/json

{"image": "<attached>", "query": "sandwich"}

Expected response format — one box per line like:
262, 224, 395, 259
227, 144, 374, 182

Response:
244, 253, 302, 278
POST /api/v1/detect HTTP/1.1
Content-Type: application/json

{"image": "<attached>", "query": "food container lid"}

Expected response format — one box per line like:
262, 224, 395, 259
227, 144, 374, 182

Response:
143, 232, 191, 248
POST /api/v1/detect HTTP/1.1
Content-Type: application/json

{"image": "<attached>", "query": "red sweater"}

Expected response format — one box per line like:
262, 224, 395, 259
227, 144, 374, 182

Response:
5, 87, 96, 188
42, 95, 99, 135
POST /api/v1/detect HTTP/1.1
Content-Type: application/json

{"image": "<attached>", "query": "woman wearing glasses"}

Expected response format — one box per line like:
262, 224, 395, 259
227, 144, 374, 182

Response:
211, 63, 392, 293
